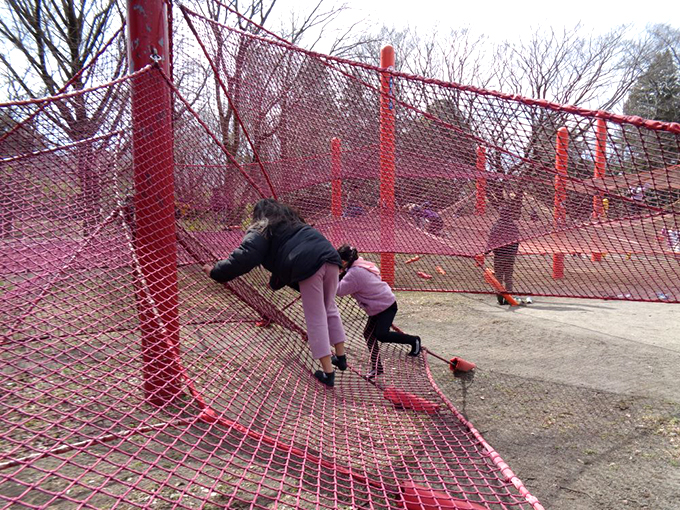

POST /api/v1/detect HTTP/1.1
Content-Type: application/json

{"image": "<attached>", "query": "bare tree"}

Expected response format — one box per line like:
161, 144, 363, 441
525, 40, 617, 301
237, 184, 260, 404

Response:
0, 0, 125, 98
179, 0, 367, 159
494, 24, 645, 112
439, 29, 495, 88
172, 0, 370, 223
478, 25, 653, 180
0, 0, 127, 233
348, 26, 415, 70
279, 0, 369, 57
647, 23, 680, 69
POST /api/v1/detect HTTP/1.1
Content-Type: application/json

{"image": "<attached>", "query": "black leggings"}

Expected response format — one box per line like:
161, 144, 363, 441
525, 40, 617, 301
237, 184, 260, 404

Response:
493, 243, 519, 292
364, 302, 419, 369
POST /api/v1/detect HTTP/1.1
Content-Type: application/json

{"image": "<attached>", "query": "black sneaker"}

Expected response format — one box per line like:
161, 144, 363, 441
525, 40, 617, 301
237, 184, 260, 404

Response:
497, 294, 505, 305
314, 370, 335, 387
331, 354, 347, 371
409, 337, 421, 357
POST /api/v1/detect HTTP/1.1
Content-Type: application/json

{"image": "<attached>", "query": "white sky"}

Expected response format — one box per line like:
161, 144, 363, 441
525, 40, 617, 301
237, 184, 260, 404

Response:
355, 0, 677, 36
280, 0, 679, 43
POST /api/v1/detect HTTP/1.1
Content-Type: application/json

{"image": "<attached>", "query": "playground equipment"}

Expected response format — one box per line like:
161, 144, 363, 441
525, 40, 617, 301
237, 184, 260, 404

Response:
1, 1, 679, 508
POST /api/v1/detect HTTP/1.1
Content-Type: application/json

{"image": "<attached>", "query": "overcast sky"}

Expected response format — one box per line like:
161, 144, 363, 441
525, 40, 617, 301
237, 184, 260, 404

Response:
278, 0, 679, 45
354, 0, 676, 35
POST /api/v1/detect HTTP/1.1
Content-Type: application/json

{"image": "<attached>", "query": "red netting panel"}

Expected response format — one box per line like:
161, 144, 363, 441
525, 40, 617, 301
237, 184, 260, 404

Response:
1, 70, 541, 509
4, 3, 680, 508
176, 6, 680, 303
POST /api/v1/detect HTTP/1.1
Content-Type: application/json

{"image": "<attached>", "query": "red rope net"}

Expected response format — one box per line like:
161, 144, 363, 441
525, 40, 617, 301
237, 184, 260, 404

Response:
171, 4, 680, 303
0, 3, 678, 510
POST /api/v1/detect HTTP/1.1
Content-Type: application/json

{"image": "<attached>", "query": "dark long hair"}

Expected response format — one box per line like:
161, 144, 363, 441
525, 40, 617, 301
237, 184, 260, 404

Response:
249, 198, 305, 237
337, 244, 359, 269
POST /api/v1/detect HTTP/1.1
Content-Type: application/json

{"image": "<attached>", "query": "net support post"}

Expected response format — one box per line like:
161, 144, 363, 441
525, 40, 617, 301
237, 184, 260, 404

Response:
475, 145, 487, 264
552, 127, 569, 279
591, 118, 607, 262
475, 145, 487, 215
331, 137, 342, 218
379, 45, 396, 286
128, 0, 183, 405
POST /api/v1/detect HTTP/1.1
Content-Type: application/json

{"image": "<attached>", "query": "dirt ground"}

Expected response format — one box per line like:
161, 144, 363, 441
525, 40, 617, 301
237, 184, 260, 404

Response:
395, 291, 680, 510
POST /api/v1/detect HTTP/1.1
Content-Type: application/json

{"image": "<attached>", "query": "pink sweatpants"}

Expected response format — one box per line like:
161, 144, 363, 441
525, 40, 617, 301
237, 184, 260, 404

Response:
298, 263, 347, 359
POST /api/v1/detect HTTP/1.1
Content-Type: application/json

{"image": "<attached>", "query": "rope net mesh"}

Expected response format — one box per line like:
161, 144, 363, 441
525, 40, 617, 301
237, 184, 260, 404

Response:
1, 73, 538, 510
0, 3, 678, 509
170, 5, 680, 302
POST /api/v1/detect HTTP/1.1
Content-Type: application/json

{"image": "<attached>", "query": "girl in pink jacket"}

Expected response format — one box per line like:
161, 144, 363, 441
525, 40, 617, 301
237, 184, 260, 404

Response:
335, 245, 421, 379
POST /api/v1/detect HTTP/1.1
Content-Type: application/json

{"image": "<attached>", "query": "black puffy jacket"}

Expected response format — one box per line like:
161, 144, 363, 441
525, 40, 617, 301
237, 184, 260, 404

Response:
209, 223, 342, 289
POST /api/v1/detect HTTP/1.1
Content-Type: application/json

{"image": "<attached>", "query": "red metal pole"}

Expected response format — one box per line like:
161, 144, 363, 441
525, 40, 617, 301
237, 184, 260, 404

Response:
475, 145, 487, 265
331, 137, 342, 218
128, 0, 183, 405
591, 119, 607, 262
475, 145, 487, 214
380, 45, 396, 286
552, 127, 569, 279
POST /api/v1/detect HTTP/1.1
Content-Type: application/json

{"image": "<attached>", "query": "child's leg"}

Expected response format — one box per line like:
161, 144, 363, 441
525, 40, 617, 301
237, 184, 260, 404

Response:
493, 249, 507, 289
505, 244, 519, 292
503, 259, 514, 292
492, 248, 509, 304
298, 265, 333, 364
320, 263, 346, 355
372, 303, 417, 345
363, 316, 382, 370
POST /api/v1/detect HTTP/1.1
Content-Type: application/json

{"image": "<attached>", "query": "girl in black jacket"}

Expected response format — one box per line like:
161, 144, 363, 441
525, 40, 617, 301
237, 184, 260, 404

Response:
204, 198, 347, 387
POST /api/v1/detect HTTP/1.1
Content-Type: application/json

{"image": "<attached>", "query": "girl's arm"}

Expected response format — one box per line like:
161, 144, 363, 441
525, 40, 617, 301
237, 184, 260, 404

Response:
209, 231, 268, 283
336, 268, 361, 297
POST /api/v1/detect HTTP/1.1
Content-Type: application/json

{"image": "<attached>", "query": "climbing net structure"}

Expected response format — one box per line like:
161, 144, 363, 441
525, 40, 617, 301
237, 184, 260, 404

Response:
169, 3, 680, 303
1, 1, 679, 509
